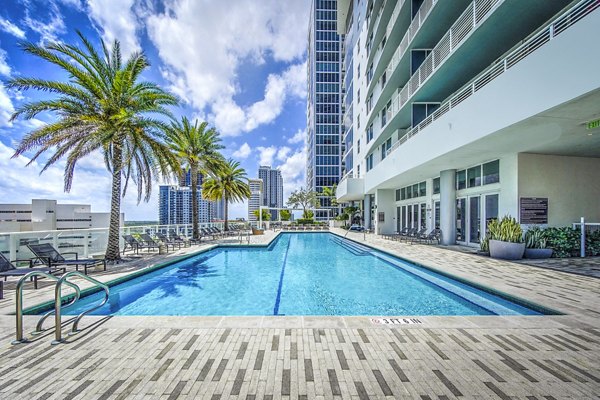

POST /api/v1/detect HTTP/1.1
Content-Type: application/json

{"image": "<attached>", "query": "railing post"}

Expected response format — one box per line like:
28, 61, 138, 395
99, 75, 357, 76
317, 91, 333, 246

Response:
580, 217, 586, 258
9, 233, 17, 264
52, 281, 63, 345
12, 281, 24, 344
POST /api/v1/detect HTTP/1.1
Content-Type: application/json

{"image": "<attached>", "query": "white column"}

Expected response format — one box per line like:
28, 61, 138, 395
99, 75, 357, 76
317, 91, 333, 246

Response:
375, 189, 395, 235
363, 195, 371, 229
440, 169, 456, 245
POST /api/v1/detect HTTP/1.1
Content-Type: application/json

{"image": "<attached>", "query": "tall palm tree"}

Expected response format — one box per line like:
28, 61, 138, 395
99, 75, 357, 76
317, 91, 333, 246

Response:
202, 159, 251, 231
165, 117, 224, 239
8, 32, 179, 262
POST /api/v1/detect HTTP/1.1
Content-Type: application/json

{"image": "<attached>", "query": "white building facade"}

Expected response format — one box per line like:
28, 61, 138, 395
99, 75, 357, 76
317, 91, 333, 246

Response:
335, 0, 600, 245
248, 179, 263, 225
0, 199, 122, 233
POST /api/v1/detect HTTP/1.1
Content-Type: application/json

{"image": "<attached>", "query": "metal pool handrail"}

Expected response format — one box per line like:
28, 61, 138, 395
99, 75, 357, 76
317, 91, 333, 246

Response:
12, 271, 80, 344
53, 271, 110, 345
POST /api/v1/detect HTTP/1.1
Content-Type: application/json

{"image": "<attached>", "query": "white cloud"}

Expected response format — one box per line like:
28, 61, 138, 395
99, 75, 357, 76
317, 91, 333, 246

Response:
24, 4, 66, 43
0, 140, 162, 220
0, 48, 11, 76
0, 83, 15, 128
86, 0, 141, 56
232, 142, 251, 160
276, 146, 291, 162
0, 18, 26, 39
145, 0, 310, 136
278, 146, 307, 202
288, 128, 306, 144
256, 145, 277, 166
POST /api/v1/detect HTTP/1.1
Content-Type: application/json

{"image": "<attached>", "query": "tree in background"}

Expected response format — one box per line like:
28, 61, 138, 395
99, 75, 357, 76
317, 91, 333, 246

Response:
321, 185, 338, 207
202, 160, 251, 231
9, 32, 179, 262
165, 117, 224, 240
252, 209, 271, 221
279, 209, 291, 221
287, 187, 319, 218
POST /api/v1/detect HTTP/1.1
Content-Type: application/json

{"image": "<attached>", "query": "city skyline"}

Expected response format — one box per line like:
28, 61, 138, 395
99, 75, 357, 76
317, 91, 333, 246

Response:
0, 0, 311, 220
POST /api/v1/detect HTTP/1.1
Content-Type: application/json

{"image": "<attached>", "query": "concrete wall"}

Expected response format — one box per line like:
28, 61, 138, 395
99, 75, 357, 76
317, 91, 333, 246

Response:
374, 189, 396, 235
518, 153, 600, 226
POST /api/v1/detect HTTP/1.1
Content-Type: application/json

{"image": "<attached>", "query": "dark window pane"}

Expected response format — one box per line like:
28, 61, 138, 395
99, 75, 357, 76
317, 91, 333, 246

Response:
456, 170, 466, 190
433, 177, 440, 194
467, 166, 481, 188
483, 160, 500, 185
419, 181, 426, 197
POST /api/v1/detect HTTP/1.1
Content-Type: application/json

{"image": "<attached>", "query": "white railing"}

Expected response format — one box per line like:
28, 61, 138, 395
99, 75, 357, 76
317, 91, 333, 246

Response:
0, 222, 224, 261
384, 0, 599, 157
369, 0, 437, 106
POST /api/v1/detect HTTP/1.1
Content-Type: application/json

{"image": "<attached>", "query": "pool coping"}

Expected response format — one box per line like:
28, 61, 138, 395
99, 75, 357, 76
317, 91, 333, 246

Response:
22, 230, 565, 319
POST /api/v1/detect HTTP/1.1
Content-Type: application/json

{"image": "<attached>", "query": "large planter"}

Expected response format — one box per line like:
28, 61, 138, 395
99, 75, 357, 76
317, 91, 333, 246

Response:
524, 248, 554, 259
489, 240, 525, 260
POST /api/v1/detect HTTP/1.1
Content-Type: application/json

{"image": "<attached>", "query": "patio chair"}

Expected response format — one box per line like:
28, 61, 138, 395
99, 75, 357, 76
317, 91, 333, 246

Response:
422, 229, 442, 244
122, 235, 159, 254
0, 253, 66, 299
399, 227, 418, 242
140, 233, 176, 252
168, 229, 200, 245
156, 232, 184, 250
27, 243, 106, 275
409, 228, 428, 244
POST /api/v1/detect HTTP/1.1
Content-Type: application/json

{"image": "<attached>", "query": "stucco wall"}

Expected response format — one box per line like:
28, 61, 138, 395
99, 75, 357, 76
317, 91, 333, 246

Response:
518, 153, 600, 226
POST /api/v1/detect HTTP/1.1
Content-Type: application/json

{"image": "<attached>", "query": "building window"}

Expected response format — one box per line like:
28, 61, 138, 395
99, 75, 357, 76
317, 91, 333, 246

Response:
381, 70, 387, 88
357, 114, 360, 129
419, 181, 426, 197
395, 189, 401, 201
483, 160, 500, 184
366, 124, 373, 143
367, 64, 373, 83
366, 153, 374, 171
381, 107, 387, 128
456, 170, 466, 190
381, 137, 392, 160
467, 166, 481, 188
357, 139, 360, 154
400, 187, 406, 200
357, 89, 360, 104
357, 63, 361, 78
366, 94, 373, 114
433, 177, 440, 194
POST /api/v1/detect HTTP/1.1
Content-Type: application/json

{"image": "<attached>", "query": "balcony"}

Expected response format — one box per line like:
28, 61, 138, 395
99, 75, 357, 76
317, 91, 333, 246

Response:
336, 176, 365, 202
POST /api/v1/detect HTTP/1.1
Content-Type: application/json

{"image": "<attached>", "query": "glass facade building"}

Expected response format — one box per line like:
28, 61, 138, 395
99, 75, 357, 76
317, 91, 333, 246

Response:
307, 0, 344, 219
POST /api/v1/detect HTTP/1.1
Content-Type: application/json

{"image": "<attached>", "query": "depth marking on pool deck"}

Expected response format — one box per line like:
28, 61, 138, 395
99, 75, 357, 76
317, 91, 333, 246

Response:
273, 236, 292, 315
371, 318, 423, 325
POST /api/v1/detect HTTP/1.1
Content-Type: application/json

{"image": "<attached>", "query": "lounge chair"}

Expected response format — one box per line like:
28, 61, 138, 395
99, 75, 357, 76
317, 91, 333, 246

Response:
399, 227, 418, 242
409, 228, 428, 243
27, 243, 106, 275
168, 230, 200, 245
0, 253, 66, 299
421, 229, 442, 244
140, 233, 176, 252
156, 232, 184, 250
122, 235, 159, 254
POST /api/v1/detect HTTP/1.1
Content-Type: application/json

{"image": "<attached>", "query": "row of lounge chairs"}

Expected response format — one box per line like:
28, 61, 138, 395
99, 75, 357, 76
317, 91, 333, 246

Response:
0, 243, 107, 298
282, 224, 329, 231
382, 228, 442, 244
122, 225, 249, 254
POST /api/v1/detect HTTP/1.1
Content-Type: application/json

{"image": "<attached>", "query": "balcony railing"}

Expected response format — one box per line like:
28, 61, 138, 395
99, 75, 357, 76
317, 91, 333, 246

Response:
0, 222, 225, 261
385, 0, 600, 157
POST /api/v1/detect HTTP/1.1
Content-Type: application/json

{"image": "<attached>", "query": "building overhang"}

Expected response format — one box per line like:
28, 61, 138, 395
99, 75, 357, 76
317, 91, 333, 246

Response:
336, 176, 365, 202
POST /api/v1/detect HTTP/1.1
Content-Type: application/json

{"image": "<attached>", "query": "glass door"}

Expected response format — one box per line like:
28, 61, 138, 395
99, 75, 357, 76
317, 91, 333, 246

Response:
483, 193, 499, 238
469, 196, 481, 244
434, 201, 440, 229
456, 198, 466, 242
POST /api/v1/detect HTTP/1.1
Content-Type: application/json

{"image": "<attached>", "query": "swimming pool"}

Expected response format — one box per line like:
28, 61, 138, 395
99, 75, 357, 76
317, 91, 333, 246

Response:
61, 233, 546, 316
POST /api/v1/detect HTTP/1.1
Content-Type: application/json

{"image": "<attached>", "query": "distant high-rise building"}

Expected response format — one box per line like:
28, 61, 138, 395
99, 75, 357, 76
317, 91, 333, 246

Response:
307, 0, 344, 220
213, 198, 226, 221
158, 170, 217, 225
258, 166, 284, 220
247, 179, 263, 225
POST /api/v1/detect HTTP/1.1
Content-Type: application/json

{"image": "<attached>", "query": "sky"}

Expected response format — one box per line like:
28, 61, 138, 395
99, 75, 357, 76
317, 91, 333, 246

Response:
0, 0, 311, 220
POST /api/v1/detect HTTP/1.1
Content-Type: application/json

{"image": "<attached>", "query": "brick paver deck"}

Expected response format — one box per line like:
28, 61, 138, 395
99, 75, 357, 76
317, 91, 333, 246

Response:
0, 229, 598, 399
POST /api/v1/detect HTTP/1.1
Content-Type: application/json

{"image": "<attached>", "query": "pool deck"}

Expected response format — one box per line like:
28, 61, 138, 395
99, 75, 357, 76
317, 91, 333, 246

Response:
0, 229, 598, 399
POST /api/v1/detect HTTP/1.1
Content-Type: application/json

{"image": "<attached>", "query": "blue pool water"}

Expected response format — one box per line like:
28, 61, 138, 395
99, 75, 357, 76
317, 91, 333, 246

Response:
62, 233, 543, 316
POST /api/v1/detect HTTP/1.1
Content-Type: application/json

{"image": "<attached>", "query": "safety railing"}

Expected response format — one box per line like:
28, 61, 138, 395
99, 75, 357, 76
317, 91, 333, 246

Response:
0, 222, 222, 262
384, 0, 599, 157
12, 271, 80, 344
53, 271, 110, 344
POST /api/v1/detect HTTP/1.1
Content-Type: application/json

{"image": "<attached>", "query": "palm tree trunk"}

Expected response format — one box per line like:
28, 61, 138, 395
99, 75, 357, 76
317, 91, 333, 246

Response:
190, 164, 199, 240
105, 145, 123, 262
224, 194, 229, 231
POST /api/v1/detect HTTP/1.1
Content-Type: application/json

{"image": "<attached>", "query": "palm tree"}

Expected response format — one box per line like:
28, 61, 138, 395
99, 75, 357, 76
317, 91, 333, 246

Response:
202, 159, 251, 231
165, 117, 224, 240
321, 185, 338, 206
8, 32, 179, 262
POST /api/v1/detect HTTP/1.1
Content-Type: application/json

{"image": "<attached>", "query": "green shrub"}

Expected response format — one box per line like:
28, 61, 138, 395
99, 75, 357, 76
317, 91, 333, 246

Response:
296, 218, 315, 225
544, 227, 580, 258
302, 210, 314, 219
280, 209, 291, 221
585, 229, 600, 256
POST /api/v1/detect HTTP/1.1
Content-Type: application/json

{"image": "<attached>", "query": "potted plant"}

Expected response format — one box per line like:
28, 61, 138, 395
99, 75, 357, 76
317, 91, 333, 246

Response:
524, 227, 553, 259
488, 216, 525, 260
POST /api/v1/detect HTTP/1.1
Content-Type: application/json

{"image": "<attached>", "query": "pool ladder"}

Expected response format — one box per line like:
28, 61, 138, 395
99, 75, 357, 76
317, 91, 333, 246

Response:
12, 271, 110, 345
